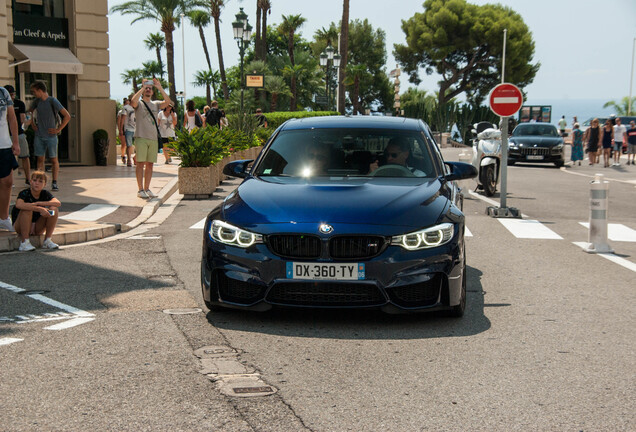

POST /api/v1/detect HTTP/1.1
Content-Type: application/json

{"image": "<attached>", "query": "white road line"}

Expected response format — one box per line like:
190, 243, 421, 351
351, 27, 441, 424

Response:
467, 189, 500, 207
0, 281, 25, 293
465, 226, 473, 237
578, 222, 636, 242
190, 218, 206, 229
25, 293, 94, 318
44, 317, 95, 331
127, 235, 162, 240
0, 338, 23, 346
59, 204, 120, 221
573, 242, 636, 273
498, 219, 563, 239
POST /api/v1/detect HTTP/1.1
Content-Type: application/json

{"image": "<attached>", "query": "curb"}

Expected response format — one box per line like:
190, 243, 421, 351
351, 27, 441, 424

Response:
0, 177, 179, 253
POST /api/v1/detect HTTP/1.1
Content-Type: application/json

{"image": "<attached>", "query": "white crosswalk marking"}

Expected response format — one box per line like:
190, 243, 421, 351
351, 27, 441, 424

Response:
465, 226, 472, 237
190, 218, 206, 229
578, 223, 636, 242
0, 338, 23, 346
59, 204, 119, 221
497, 218, 563, 239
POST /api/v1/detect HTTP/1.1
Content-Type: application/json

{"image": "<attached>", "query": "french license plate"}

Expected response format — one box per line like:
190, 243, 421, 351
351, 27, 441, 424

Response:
526, 155, 544, 160
286, 262, 365, 280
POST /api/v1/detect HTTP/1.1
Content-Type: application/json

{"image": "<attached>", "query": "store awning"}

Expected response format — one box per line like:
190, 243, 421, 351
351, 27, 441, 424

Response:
9, 43, 83, 75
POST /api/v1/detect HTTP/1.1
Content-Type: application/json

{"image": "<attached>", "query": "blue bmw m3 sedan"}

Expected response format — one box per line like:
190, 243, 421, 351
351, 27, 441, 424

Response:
201, 116, 477, 316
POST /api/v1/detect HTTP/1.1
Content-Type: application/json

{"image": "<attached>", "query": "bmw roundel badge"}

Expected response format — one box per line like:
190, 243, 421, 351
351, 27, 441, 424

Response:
319, 224, 333, 234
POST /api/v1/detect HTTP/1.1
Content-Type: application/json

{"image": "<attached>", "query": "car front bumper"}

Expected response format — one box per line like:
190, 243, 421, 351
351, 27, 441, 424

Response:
508, 147, 564, 163
200, 224, 465, 314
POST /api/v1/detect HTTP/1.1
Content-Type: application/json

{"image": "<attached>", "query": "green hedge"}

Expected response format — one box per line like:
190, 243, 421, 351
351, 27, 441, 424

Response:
264, 111, 339, 130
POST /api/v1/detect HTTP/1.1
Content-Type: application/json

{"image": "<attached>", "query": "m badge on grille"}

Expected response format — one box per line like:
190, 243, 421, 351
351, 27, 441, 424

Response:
319, 224, 333, 234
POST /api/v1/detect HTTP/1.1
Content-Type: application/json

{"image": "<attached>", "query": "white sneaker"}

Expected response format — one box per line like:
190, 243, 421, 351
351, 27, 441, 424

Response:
0, 217, 14, 232
19, 239, 35, 252
42, 238, 59, 249
145, 189, 157, 198
137, 190, 149, 199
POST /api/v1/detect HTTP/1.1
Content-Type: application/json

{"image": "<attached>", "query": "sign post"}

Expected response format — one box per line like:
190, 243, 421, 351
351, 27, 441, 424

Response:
488, 83, 523, 218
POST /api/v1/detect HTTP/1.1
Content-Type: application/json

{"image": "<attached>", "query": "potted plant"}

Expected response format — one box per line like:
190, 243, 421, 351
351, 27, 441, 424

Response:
92, 129, 109, 166
171, 127, 216, 198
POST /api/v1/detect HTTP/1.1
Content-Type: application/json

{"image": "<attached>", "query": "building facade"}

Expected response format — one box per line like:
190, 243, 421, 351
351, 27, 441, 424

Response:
1, 0, 115, 165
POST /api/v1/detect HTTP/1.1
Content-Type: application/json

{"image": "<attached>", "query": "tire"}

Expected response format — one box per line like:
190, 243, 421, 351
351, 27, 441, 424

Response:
448, 251, 467, 318
554, 160, 564, 168
480, 164, 496, 196
508, 160, 516, 166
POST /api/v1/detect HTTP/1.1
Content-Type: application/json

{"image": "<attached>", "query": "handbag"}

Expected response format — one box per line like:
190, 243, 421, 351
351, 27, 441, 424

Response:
141, 99, 162, 147
194, 109, 202, 127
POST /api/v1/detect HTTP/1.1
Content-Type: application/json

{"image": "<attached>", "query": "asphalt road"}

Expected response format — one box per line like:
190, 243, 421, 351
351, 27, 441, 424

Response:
1, 150, 634, 431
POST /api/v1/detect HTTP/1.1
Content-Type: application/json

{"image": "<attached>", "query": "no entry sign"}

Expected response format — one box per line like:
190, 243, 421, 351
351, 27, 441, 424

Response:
489, 83, 523, 117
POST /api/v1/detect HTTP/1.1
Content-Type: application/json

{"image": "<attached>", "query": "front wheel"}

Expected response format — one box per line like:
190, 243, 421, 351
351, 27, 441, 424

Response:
448, 254, 467, 318
554, 161, 564, 168
480, 164, 497, 196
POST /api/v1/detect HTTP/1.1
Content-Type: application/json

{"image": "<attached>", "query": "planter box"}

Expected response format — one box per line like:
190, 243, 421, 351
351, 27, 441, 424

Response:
209, 164, 219, 189
178, 166, 213, 197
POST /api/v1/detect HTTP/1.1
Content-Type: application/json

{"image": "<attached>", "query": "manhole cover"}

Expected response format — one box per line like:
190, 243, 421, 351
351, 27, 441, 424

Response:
162, 308, 202, 315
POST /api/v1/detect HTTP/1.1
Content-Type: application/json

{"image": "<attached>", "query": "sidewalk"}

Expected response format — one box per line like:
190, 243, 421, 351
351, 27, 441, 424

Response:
0, 158, 180, 252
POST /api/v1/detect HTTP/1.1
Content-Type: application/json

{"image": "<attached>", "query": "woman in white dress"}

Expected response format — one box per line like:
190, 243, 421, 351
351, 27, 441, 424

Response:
158, 104, 177, 164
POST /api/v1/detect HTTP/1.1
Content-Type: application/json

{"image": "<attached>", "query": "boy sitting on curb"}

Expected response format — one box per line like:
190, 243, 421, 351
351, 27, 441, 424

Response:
11, 170, 61, 251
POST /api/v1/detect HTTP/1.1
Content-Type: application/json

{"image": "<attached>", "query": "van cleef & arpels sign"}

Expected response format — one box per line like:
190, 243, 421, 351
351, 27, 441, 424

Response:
13, 14, 69, 48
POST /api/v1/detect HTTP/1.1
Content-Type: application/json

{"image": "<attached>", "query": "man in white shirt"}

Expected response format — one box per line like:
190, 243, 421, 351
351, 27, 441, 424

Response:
612, 117, 627, 166
558, 115, 567, 137
0, 86, 19, 232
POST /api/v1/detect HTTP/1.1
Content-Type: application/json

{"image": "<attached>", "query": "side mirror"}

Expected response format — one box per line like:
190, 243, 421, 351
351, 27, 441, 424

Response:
223, 159, 254, 178
444, 161, 477, 181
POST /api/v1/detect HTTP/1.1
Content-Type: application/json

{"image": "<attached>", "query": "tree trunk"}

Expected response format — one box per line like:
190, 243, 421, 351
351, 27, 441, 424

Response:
199, 25, 212, 71
164, 30, 177, 105
337, 0, 349, 114
206, 85, 211, 107
261, 10, 268, 63
288, 31, 295, 66
290, 75, 297, 111
353, 76, 360, 115
155, 47, 164, 78
214, 17, 229, 100
270, 93, 278, 112
255, 3, 262, 61
132, 77, 139, 93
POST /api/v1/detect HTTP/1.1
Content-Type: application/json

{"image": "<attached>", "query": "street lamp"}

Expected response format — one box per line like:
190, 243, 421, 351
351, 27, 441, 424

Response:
232, 7, 252, 114
320, 45, 340, 111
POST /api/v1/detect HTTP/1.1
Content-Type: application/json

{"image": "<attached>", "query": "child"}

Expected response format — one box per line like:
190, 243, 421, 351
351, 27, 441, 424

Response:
11, 170, 61, 251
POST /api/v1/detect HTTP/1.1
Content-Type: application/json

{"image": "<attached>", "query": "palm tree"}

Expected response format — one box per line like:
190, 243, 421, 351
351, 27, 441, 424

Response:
603, 97, 636, 116
313, 24, 339, 57
210, 0, 229, 100
279, 14, 306, 110
255, 0, 262, 61
121, 68, 144, 93
344, 64, 367, 115
282, 63, 305, 111
110, 0, 206, 105
144, 32, 166, 78
192, 69, 221, 105
142, 60, 166, 78
260, 0, 271, 62
188, 10, 213, 71
264, 75, 291, 112
337, 0, 350, 114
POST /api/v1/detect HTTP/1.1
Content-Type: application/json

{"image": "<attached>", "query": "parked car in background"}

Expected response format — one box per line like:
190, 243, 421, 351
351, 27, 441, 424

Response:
201, 116, 477, 316
508, 123, 565, 167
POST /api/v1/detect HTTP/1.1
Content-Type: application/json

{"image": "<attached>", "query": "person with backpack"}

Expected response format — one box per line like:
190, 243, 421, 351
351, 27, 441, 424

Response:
184, 100, 204, 131
205, 100, 222, 128
28, 80, 70, 191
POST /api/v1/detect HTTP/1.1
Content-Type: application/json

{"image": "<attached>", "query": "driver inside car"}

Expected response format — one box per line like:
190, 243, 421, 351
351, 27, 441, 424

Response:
369, 137, 425, 176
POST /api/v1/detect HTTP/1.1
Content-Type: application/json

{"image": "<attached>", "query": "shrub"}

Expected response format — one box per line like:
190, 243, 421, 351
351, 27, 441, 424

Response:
92, 129, 109, 141
265, 111, 339, 129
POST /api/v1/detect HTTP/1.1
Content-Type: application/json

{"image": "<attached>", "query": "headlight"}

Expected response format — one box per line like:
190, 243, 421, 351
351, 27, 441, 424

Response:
210, 220, 263, 248
553, 144, 563, 151
509, 141, 518, 148
391, 223, 454, 250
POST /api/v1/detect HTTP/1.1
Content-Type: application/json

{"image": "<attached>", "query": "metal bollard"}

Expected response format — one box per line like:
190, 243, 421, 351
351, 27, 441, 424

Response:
584, 174, 613, 253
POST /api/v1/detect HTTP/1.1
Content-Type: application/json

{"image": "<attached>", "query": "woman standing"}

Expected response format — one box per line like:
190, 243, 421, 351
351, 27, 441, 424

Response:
601, 119, 613, 167
183, 100, 204, 131
158, 104, 177, 164
584, 118, 601, 165
570, 122, 584, 166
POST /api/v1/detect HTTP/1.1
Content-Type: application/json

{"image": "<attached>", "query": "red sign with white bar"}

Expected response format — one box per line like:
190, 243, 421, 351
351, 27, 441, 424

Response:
489, 83, 523, 117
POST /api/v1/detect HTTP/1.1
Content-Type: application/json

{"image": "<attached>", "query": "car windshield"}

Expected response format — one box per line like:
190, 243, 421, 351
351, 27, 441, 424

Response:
253, 128, 437, 178
512, 124, 559, 137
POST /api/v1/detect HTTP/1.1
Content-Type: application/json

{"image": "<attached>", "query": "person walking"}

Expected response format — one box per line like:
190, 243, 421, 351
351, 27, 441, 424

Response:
117, 98, 128, 165
0, 85, 19, 232
600, 119, 614, 168
121, 95, 136, 167
183, 100, 204, 131
4, 85, 30, 184
158, 104, 177, 164
558, 115, 567, 137
205, 100, 222, 128
583, 118, 601, 165
28, 80, 70, 191
612, 117, 627, 166
570, 122, 584, 166
130, 78, 171, 199
627, 121, 636, 165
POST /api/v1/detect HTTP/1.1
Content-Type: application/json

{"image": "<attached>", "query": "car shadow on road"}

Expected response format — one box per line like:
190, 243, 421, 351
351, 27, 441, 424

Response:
208, 265, 491, 340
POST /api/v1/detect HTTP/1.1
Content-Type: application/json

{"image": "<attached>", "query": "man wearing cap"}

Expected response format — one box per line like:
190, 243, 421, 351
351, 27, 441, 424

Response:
0, 85, 19, 232
4, 85, 30, 184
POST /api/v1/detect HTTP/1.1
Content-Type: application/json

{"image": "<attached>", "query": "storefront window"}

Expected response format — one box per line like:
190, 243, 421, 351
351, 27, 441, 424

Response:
13, 0, 64, 18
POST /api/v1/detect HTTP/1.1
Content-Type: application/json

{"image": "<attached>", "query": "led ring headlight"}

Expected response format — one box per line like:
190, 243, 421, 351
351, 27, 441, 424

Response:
210, 220, 263, 248
391, 222, 454, 250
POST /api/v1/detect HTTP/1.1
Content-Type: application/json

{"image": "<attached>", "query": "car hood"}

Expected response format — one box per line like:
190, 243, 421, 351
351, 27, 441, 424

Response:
220, 177, 450, 230
509, 136, 563, 146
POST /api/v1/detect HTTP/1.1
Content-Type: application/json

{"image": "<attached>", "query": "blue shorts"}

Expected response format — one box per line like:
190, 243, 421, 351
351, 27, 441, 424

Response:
0, 147, 19, 178
125, 130, 134, 147
34, 135, 58, 158
613, 142, 623, 152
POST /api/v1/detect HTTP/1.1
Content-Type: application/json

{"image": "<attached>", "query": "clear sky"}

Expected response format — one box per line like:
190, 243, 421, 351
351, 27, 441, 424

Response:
107, 0, 636, 105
